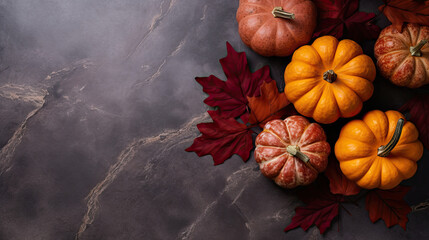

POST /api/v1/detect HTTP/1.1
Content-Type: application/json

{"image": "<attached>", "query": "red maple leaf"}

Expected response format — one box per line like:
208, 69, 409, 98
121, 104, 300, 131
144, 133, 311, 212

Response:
365, 186, 412, 230
247, 80, 295, 128
185, 110, 253, 165
196, 42, 272, 123
313, 0, 380, 41
324, 157, 361, 196
285, 179, 344, 234
379, 0, 429, 32
399, 95, 429, 149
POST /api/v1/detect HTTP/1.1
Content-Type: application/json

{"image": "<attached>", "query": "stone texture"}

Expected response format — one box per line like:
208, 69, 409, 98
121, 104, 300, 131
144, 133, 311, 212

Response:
0, 0, 428, 239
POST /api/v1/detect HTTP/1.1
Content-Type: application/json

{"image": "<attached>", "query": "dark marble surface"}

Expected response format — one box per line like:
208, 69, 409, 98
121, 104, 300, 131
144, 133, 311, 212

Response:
0, 0, 428, 239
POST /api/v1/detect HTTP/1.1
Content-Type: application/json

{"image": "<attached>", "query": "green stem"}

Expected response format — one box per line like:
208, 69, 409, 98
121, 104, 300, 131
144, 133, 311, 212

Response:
377, 118, 405, 157
410, 39, 428, 57
272, 7, 295, 19
286, 145, 309, 163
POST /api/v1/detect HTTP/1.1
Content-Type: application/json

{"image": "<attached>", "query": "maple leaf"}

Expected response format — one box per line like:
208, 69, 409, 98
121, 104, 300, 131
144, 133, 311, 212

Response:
247, 80, 294, 127
399, 95, 429, 149
285, 179, 344, 234
185, 110, 253, 165
365, 185, 412, 230
324, 157, 361, 196
379, 0, 429, 32
313, 0, 381, 41
196, 42, 272, 123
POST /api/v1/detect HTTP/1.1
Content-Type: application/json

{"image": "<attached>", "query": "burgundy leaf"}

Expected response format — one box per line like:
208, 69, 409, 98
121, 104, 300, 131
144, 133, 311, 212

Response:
365, 186, 412, 230
285, 179, 343, 234
313, 0, 380, 41
186, 110, 253, 165
399, 95, 429, 149
324, 157, 361, 196
196, 42, 272, 122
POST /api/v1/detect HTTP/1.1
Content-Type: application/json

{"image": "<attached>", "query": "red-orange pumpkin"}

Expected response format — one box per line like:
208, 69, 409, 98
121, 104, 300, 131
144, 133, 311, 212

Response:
374, 23, 429, 88
236, 0, 317, 57
255, 115, 330, 188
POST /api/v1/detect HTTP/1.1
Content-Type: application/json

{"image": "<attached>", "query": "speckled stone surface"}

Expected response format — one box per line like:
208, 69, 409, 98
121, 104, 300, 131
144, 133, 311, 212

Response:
0, 0, 428, 239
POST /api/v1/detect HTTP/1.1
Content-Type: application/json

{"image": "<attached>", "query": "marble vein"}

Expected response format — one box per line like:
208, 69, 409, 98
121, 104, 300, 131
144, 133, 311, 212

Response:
0, 85, 48, 175
136, 38, 186, 87
178, 165, 260, 240
200, 4, 208, 21
45, 59, 94, 81
126, 0, 177, 60
75, 112, 208, 239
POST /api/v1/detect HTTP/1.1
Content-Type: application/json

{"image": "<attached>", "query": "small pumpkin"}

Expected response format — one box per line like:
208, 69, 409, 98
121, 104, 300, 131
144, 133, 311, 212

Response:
255, 115, 330, 188
335, 110, 423, 190
284, 36, 376, 124
374, 23, 429, 88
236, 0, 317, 57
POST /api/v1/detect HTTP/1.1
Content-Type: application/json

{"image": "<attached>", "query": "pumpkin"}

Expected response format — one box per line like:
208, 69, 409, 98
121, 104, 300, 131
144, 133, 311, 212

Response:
236, 0, 317, 57
255, 115, 330, 188
374, 23, 429, 88
284, 36, 376, 124
335, 110, 423, 190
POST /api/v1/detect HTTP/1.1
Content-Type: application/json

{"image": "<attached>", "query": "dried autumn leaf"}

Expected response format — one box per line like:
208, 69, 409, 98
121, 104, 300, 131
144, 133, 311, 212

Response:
196, 42, 272, 123
324, 157, 361, 196
365, 185, 412, 230
247, 80, 292, 127
285, 179, 343, 234
186, 110, 253, 165
313, 0, 380, 41
400, 95, 429, 149
379, 0, 429, 32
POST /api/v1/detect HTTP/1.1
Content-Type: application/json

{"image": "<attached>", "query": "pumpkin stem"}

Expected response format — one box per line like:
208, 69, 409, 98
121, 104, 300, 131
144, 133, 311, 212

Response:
272, 7, 295, 19
286, 145, 309, 163
323, 70, 337, 83
377, 118, 405, 157
410, 39, 428, 57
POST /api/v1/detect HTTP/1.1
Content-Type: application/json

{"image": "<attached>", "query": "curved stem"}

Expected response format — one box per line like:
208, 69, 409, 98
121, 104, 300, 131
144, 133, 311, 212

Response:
377, 118, 405, 157
410, 39, 428, 57
323, 70, 337, 83
272, 7, 295, 19
286, 145, 309, 163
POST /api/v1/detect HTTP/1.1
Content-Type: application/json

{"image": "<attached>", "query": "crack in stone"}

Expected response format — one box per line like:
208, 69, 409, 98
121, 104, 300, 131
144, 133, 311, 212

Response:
135, 38, 186, 87
75, 112, 208, 239
0, 84, 46, 106
0, 86, 48, 175
200, 4, 208, 21
45, 59, 94, 81
231, 203, 252, 238
126, 0, 177, 60
178, 165, 260, 240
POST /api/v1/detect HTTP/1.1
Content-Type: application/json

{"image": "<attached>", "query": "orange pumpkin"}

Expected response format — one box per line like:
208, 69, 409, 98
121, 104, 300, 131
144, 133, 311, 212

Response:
335, 110, 423, 190
374, 23, 429, 88
255, 115, 330, 188
284, 36, 376, 124
236, 0, 317, 57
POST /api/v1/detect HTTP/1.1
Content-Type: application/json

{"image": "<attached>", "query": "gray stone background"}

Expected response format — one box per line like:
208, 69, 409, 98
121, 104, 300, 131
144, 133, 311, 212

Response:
0, 0, 428, 239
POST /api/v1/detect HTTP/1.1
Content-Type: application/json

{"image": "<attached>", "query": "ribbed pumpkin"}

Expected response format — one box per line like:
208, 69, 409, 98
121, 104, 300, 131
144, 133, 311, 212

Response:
284, 36, 376, 124
255, 115, 330, 188
236, 0, 317, 57
374, 23, 429, 88
335, 110, 423, 190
